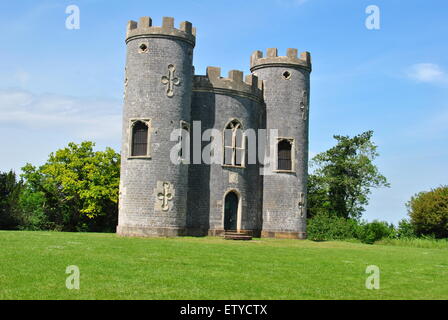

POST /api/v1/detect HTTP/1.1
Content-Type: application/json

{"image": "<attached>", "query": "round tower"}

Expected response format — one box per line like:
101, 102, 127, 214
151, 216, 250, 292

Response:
117, 16, 195, 237
250, 48, 312, 239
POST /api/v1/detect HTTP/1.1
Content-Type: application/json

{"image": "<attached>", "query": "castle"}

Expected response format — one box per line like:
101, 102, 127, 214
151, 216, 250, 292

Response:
117, 16, 311, 239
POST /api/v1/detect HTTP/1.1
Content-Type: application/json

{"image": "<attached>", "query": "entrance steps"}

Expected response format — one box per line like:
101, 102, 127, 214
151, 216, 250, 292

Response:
223, 231, 252, 241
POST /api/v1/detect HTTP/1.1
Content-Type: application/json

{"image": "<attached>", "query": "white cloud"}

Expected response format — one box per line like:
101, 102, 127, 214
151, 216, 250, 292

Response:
406, 63, 447, 84
0, 89, 122, 140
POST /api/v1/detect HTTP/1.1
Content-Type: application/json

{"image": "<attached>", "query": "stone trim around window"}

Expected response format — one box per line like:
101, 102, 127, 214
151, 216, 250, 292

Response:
273, 137, 295, 173
222, 119, 246, 168
127, 118, 152, 159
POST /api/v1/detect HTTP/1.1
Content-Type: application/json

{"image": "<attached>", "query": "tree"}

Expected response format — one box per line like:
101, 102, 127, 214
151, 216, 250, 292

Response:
308, 131, 389, 219
20, 141, 120, 232
397, 218, 416, 238
407, 186, 448, 238
0, 171, 23, 229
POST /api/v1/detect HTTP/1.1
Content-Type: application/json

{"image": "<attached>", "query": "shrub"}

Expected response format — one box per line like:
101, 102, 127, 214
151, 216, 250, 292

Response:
397, 218, 416, 238
407, 186, 448, 238
357, 220, 395, 244
18, 189, 57, 231
307, 212, 359, 241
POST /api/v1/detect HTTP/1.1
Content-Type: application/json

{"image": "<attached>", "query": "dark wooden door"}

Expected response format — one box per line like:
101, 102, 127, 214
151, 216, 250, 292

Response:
224, 192, 238, 231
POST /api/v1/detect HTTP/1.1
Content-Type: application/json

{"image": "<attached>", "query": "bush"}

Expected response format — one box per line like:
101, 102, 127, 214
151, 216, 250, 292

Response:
397, 219, 416, 238
407, 186, 448, 238
307, 212, 359, 241
357, 220, 395, 244
18, 189, 56, 231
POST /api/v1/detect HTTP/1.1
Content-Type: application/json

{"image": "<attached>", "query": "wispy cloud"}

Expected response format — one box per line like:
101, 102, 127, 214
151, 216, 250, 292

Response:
406, 63, 448, 85
0, 89, 122, 140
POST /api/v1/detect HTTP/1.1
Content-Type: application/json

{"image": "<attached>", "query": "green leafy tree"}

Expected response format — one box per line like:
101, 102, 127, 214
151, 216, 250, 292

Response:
18, 188, 50, 230
407, 186, 448, 238
20, 141, 120, 232
0, 171, 23, 229
397, 218, 416, 238
308, 131, 389, 219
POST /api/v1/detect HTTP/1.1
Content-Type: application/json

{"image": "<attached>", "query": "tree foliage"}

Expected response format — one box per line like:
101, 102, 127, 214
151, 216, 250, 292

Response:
308, 131, 389, 219
397, 218, 416, 238
307, 212, 359, 241
407, 186, 448, 238
20, 141, 120, 232
0, 171, 23, 229
357, 220, 396, 244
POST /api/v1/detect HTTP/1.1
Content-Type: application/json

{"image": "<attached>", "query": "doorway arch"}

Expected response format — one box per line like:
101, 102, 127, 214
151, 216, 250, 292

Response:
224, 191, 239, 231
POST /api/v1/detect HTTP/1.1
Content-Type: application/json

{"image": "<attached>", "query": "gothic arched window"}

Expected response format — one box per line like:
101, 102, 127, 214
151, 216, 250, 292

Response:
277, 139, 293, 171
224, 119, 244, 167
131, 120, 150, 157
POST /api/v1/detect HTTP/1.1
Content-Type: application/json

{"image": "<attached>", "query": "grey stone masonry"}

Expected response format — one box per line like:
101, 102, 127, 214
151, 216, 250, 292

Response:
251, 48, 311, 239
117, 16, 311, 239
118, 16, 195, 237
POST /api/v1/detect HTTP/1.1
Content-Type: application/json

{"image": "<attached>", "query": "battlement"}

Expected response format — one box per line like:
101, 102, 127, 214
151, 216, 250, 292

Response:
250, 48, 311, 72
193, 67, 263, 103
126, 16, 196, 46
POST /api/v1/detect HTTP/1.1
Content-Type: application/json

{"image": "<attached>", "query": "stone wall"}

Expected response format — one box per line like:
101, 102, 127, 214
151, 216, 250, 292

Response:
251, 48, 311, 239
118, 17, 195, 237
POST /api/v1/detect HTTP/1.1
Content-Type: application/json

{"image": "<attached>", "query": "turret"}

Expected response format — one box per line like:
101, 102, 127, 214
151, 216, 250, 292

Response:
117, 17, 195, 237
251, 48, 311, 239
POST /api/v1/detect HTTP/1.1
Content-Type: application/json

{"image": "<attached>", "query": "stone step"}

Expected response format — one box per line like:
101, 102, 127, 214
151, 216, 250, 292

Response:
223, 231, 252, 241
224, 230, 249, 235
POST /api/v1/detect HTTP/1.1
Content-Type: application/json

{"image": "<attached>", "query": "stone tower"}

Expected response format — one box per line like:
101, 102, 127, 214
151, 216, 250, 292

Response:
117, 17, 195, 237
250, 48, 311, 239
117, 16, 311, 239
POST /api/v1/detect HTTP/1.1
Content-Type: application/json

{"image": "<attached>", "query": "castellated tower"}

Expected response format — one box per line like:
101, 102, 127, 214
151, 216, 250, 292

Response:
117, 17, 195, 237
117, 15, 311, 239
251, 48, 311, 239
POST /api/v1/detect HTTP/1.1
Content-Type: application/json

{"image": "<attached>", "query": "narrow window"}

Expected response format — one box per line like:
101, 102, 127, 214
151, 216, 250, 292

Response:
131, 121, 149, 157
224, 120, 244, 167
179, 121, 190, 162
277, 139, 292, 171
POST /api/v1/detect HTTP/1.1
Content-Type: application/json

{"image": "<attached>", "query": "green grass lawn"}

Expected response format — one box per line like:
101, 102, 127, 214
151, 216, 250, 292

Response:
0, 231, 447, 300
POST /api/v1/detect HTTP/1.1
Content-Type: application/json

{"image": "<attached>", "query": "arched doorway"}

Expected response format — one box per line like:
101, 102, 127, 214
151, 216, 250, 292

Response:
224, 191, 239, 231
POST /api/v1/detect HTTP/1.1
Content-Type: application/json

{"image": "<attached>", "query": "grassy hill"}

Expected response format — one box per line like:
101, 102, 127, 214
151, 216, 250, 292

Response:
0, 231, 447, 299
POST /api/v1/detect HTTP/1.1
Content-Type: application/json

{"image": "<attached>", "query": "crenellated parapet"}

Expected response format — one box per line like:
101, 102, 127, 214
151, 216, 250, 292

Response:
126, 16, 196, 46
250, 48, 311, 72
193, 67, 263, 103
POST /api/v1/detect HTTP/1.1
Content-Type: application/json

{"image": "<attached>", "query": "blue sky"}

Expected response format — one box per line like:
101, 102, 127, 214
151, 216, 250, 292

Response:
0, 0, 447, 224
